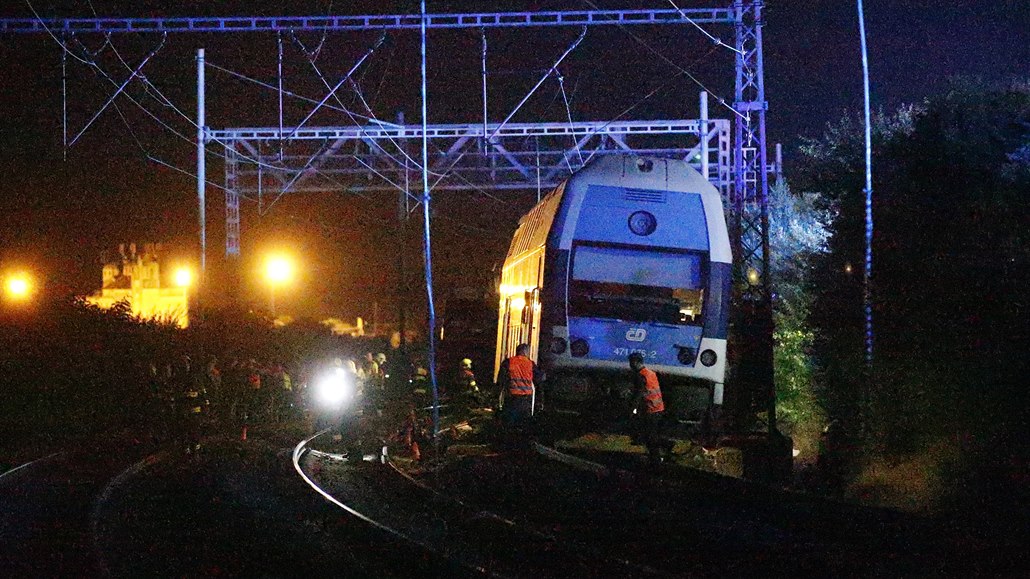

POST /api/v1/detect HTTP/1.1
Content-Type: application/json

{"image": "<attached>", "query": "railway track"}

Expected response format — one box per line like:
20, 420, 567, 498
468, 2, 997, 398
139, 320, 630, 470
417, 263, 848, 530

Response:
294, 429, 660, 578
0, 446, 161, 576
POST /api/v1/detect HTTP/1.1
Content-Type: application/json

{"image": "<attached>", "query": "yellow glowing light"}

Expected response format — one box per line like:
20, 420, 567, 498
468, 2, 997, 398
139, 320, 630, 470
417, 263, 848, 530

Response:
6, 275, 31, 300
844, 263, 854, 275
747, 268, 760, 285
265, 256, 293, 285
174, 268, 192, 288
510, 296, 527, 311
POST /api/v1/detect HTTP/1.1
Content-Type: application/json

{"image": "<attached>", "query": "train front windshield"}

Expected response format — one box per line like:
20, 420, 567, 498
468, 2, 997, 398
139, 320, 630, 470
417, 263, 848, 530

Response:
569, 244, 705, 325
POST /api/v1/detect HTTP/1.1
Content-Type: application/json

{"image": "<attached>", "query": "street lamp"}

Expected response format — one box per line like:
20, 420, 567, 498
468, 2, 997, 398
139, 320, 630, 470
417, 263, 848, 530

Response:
264, 255, 294, 317
4, 273, 32, 302
174, 267, 193, 288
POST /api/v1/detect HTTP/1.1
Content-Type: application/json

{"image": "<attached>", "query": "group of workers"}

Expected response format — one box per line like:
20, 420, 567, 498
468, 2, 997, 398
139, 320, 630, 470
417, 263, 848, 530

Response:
145, 355, 299, 454
144, 341, 670, 466
495, 343, 672, 466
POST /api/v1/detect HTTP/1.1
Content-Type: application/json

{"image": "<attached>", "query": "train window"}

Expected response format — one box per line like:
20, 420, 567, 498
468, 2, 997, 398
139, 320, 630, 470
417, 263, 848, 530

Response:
568, 244, 707, 326
572, 245, 702, 289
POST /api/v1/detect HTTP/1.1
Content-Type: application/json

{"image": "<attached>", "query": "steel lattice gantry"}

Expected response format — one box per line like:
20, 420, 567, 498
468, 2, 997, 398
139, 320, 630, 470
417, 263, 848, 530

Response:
0, 4, 771, 290
2, 2, 776, 427
214, 118, 732, 253
0, 8, 734, 34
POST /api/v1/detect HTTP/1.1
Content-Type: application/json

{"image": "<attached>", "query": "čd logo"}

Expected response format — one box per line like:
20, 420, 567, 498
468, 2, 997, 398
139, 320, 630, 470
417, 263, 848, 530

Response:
625, 328, 647, 342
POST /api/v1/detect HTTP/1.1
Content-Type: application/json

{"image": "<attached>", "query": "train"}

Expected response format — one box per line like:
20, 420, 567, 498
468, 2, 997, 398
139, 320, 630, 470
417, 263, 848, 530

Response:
493, 154, 732, 418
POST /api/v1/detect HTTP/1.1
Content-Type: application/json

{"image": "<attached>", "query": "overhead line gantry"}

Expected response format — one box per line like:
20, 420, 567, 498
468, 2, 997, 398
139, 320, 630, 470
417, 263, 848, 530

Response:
2, 2, 777, 428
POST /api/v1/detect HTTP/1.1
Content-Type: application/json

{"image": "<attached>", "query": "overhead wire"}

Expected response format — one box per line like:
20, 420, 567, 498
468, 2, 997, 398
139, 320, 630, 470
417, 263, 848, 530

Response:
209, 56, 489, 203
489, 26, 587, 142
301, 34, 506, 204
205, 61, 368, 118
81, 61, 253, 202
579, 42, 722, 167
664, 0, 743, 55
91, 38, 362, 195
581, 0, 744, 121
291, 32, 434, 187
286, 33, 385, 140
65, 32, 361, 208
35, 0, 729, 211
557, 70, 583, 168
24, 0, 93, 65
51, 11, 509, 207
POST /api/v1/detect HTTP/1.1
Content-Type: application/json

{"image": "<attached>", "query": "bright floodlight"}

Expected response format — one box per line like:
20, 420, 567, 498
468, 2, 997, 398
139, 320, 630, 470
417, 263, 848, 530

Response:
6, 275, 31, 300
317, 367, 353, 407
174, 268, 192, 288
265, 256, 293, 285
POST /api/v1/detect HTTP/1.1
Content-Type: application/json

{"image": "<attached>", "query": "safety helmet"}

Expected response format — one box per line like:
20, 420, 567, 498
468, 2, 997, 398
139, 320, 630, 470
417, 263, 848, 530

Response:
460, 358, 472, 368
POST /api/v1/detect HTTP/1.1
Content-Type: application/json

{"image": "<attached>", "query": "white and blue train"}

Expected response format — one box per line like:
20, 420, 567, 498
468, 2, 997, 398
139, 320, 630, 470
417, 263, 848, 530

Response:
494, 154, 732, 414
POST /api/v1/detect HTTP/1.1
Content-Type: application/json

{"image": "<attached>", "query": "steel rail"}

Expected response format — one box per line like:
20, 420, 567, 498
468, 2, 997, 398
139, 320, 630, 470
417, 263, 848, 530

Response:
291, 429, 491, 574
391, 432, 662, 576
0, 452, 63, 483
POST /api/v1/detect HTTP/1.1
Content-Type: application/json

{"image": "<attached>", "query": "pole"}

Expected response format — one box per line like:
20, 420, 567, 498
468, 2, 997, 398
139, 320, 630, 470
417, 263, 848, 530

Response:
536, 136, 541, 203
481, 28, 488, 143
61, 39, 67, 160
419, 0, 441, 443
270, 287, 276, 318
277, 32, 284, 161
700, 90, 709, 180
197, 48, 206, 280
858, 0, 874, 435
398, 111, 408, 351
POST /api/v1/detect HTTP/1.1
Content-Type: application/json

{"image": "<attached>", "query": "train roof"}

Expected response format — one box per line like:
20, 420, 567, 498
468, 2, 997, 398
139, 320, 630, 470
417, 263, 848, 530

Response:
504, 154, 730, 267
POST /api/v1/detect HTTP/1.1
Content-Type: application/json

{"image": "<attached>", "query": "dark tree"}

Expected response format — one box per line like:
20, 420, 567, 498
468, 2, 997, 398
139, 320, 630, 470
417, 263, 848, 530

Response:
797, 80, 1030, 513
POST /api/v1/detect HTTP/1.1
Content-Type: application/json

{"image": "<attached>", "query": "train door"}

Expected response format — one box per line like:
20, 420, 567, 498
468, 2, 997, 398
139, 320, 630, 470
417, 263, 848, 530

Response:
526, 288, 542, 362
503, 296, 522, 360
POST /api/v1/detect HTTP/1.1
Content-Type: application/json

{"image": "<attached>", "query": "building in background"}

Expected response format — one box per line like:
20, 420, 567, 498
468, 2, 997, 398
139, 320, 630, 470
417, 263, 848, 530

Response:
85, 243, 190, 328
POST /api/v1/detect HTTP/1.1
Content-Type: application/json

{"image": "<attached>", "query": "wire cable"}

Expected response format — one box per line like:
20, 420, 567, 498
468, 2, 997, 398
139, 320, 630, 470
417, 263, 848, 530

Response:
205, 61, 369, 119
578, 43, 721, 167
291, 33, 431, 180
489, 26, 587, 141
85, 37, 362, 197
581, 0, 743, 121
665, 0, 742, 55
557, 71, 583, 168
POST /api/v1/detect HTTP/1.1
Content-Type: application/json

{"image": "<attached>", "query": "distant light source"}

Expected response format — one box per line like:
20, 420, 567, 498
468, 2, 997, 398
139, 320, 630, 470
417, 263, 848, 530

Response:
844, 262, 854, 275
747, 268, 760, 285
265, 256, 293, 285
174, 268, 192, 288
6, 275, 31, 299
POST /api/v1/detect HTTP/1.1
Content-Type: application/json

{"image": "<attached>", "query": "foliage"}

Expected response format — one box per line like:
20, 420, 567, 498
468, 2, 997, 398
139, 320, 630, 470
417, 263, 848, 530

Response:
0, 293, 380, 456
768, 179, 829, 442
796, 79, 1030, 511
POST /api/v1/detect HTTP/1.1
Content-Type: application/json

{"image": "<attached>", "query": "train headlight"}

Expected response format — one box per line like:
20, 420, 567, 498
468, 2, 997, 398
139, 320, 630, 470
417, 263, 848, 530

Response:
700, 349, 718, 367
570, 338, 590, 358
677, 347, 696, 365
628, 211, 658, 236
317, 367, 353, 407
550, 337, 567, 355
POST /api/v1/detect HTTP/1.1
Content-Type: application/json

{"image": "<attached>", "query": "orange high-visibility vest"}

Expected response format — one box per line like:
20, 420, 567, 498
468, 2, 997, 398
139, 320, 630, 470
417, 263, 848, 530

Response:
508, 355, 535, 396
640, 368, 665, 414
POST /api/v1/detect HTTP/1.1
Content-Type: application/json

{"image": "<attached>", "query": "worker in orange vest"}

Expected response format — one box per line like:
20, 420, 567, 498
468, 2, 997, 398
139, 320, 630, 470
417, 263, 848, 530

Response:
497, 343, 542, 427
628, 352, 673, 467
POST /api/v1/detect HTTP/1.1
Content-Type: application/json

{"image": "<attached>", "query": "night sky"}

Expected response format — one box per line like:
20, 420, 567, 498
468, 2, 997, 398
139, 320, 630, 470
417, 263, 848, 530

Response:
0, 1, 1026, 321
